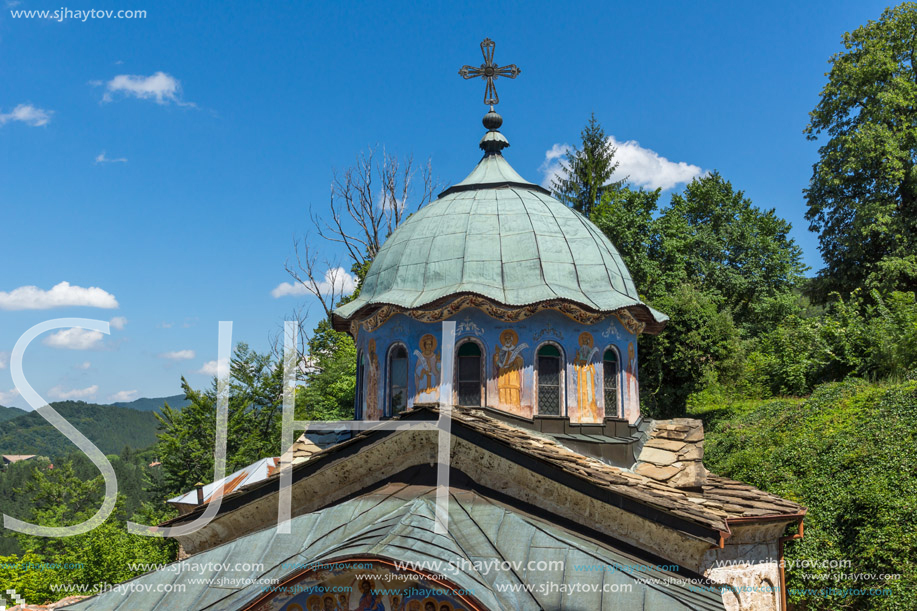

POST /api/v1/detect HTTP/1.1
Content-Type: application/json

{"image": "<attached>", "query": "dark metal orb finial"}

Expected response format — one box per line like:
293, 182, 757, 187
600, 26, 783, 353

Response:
483, 110, 503, 130
459, 38, 521, 106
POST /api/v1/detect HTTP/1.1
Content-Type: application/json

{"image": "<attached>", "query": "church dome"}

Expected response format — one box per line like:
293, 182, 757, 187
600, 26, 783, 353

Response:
333, 115, 668, 334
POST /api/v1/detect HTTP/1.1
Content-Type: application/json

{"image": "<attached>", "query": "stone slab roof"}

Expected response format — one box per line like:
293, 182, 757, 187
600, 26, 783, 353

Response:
443, 407, 804, 534
160, 404, 805, 548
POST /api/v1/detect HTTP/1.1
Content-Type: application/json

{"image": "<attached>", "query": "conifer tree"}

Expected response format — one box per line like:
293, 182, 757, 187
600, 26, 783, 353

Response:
551, 113, 622, 216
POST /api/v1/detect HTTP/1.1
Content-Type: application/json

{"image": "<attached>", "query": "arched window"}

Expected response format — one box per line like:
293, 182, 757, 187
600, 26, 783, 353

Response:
388, 344, 409, 415
537, 344, 563, 415
603, 348, 619, 417
456, 341, 483, 406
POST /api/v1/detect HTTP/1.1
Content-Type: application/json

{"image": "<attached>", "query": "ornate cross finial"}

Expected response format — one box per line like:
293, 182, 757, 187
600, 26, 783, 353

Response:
459, 38, 521, 106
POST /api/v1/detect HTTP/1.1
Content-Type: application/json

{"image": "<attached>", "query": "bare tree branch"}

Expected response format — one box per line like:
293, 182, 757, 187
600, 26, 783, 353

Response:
311, 146, 438, 265
283, 235, 352, 320
268, 304, 313, 380
283, 146, 438, 349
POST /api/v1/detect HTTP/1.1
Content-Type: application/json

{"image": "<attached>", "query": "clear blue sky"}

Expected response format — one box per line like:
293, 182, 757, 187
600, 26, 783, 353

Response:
0, 0, 892, 409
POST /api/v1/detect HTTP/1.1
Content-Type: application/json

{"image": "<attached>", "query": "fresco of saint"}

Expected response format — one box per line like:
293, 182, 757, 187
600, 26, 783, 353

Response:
625, 341, 639, 421
574, 332, 600, 422
355, 578, 384, 610
493, 329, 527, 409
366, 339, 380, 420
414, 334, 441, 402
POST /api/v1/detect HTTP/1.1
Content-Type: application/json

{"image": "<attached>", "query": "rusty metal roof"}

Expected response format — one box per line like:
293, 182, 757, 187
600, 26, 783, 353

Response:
166, 456, 280, 507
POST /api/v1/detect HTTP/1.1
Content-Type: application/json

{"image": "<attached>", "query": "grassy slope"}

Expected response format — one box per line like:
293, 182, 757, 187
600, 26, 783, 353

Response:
689, 380, 917, 610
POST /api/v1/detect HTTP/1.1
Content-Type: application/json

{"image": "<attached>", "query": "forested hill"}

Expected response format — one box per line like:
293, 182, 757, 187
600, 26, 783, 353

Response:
112, 394, 191, 413
0, 405, 27, 423
0, 401, 160, 457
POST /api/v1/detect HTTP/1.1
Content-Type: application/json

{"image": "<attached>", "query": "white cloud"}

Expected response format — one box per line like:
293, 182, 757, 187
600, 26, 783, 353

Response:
0, 388, 20, 404
196, 358, 229, 376
101, 71, 193, 106
0, 281, 118, 310
271, 267, 358, 298
608, 136, 706, 190
48, 385, 98, 400
0, 351, 8, 370
76, 361, 92, 370
95, 151, 127, 164
538, 143, 572, 192
109, 390, 138, 402
539, 137, 706, 192
109, 316, 128, 330
378, 190, 405, 212
0, 104, 52, 127
43, 328, 104, 350
160, 349, 195, 361
158, 321, 174, 329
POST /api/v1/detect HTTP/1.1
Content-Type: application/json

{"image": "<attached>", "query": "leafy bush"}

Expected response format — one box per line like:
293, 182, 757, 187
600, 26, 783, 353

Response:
0, 460, 177, 605
736, 290, 917, 399
696, 380, 917, 610
639, 283, 744, 418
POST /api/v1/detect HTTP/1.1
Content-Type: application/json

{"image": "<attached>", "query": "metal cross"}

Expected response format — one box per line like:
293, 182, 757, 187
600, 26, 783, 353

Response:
459, 38, 521, 106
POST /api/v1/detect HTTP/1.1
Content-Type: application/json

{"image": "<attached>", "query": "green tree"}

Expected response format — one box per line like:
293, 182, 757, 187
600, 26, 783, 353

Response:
819, 289, 917, 382
593, 173, 806, 330
639, 284, 744, 417
299, 319, 356, 421
2, 460, 176, 605
591, 173, 806, 412
154, 343, 284, 496
654, 172, 806, 329
590, 187, 662, 293
805, 2, 917, 297
552, 113, 622, 217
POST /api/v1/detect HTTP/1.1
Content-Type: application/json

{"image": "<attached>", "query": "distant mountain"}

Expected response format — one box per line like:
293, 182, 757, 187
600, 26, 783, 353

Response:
0, 405, 27, 423
0, 401, 160, 458
112, 394, 191, 413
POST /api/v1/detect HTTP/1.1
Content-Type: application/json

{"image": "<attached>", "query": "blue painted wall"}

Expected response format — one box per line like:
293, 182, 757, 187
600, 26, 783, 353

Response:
354, 307, 640, 423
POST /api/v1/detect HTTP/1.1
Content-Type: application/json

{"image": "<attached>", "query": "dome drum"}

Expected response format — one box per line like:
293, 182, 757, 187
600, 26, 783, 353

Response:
352, 307, 642, 424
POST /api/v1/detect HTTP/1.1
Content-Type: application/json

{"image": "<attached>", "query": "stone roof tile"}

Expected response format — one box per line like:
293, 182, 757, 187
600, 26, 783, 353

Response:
187, 405, 805, 542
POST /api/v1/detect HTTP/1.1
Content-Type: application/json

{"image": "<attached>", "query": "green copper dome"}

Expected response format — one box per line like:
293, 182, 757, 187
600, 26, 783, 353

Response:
333, 122, 668, 333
